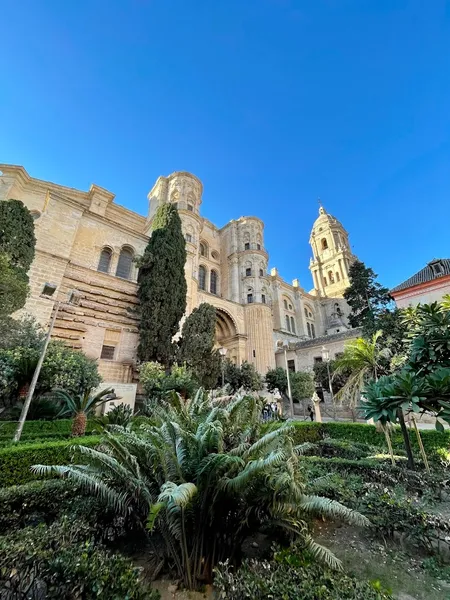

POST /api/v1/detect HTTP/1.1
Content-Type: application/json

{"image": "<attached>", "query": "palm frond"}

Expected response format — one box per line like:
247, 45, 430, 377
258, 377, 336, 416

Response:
304, 534, 343, 571
301, 494, 370, 527
158, 481, 198, 507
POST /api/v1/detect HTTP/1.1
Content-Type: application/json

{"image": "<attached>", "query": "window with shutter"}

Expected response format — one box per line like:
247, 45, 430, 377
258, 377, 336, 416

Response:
98, 248, 112, 273
116, 248, 133, 279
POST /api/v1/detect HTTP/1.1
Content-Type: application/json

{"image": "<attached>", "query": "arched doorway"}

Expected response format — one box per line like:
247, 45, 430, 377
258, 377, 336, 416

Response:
215, 308, 240, 364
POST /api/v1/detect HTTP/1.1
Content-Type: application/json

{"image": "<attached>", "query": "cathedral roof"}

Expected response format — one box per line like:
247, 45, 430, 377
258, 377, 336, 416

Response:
311, 205, 342, 231
391, 259, 450, 294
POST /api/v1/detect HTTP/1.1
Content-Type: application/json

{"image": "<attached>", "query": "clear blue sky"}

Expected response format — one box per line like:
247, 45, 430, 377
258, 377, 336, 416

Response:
1, 0, 449, 290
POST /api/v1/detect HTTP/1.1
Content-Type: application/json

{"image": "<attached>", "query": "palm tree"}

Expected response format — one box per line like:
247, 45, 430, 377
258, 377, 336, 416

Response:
55, 387, 113, 436
333, 331, 390, 408
33, 390, 369, 589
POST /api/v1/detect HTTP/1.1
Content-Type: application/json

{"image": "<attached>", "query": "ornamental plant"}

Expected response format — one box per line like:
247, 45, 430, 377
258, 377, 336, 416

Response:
34, 391, 369, 589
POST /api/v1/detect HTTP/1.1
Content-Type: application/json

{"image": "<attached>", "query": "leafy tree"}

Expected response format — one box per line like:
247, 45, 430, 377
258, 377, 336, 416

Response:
265, 367, 288, 395
55, 387, 113, 436
0, 254, 28, 317
0, 199, 36, 272
0, 315, 45, 351
290, 371, 315, 401
178, 303, 220, 388
140, 361, 197, 405
223, 360, 264, 392
137, 203, 187, 366
35, 391, 369, 588
313, 360, 351, 394
344, 260, 392, 329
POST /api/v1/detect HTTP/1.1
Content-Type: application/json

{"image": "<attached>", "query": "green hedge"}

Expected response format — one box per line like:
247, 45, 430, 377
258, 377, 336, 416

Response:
0, 419, 96, 436
292, 421, 450, 459
0, 436, 101, 487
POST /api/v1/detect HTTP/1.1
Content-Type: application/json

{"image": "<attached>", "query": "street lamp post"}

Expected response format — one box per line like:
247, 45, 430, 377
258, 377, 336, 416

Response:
13, 285, 81, 442
218, 347, 228, 387
277, 340, 294, 418
321, 345, 336, 419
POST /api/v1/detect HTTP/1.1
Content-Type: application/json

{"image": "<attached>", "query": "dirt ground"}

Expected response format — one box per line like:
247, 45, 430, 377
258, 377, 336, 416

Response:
314, 521, 450, 600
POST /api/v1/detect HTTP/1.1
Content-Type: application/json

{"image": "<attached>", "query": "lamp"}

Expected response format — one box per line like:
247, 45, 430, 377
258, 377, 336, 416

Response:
321, 346, 335, 414
13, 286, 81, 442
276, 340, 294, 418
218, 347, 228, 387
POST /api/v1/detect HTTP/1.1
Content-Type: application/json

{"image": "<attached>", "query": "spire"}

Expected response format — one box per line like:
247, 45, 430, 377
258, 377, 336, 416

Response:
317, 198, 325, 215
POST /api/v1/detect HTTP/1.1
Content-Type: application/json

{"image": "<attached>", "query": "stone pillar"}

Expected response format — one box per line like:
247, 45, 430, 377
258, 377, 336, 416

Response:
244, 303, 276, 373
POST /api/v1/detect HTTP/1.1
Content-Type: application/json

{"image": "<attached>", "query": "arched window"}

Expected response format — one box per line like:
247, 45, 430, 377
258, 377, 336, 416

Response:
199, 265, 206, 290
284, 299, 288, 309
336, 271, 340, 282
200, 242, 208, 257
285, 315, 291, 331
187, 204, 194, 212
247, 292, 253, 303
210, 269, 218, 295
321, 238, 328, 250
307, 322, 312, 337
290, 316, 296, 334
98, 247, 112, 273
311, 323, 316, 338
116, 247, 134, 279
328, 271, 335, 284
185, 233, 192, 243
304, 307, 308, 318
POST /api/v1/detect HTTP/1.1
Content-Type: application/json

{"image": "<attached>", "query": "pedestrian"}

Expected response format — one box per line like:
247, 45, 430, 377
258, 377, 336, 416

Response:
307, 404, 314, 421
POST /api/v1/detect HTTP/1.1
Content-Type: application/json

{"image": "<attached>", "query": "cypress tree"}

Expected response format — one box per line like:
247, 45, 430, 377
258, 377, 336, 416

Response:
0, 199, 36, 272
0, 199, 36, 316
178, 303, 221, 388
137, 203, 187, 366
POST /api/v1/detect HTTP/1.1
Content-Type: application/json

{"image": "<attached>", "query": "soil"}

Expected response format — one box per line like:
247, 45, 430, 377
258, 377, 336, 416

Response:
314, 520, 450, 600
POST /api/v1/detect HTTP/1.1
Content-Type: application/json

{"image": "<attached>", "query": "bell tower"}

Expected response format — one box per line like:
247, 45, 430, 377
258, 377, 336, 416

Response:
309, 204, 357, 297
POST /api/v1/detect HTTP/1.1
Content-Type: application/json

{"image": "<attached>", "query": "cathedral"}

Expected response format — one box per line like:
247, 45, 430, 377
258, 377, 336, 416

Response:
0, 165, 360, 386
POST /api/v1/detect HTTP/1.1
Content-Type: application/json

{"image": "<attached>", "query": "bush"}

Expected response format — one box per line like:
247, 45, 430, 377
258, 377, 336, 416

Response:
0, 436, 100, 486
215, 549, 393, 599
0, 418, 96, 435
0, 519, 159, 599
140, 361, 197, 402
0, 479, 80, 533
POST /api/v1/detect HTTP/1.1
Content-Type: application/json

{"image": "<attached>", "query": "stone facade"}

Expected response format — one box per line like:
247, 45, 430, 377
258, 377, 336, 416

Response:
0, 164, 360, 382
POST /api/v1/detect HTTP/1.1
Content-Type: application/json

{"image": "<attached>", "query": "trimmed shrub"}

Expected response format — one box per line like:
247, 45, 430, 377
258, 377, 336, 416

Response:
0, 479, 80, 533
0, 418, 96, 436
0, 436, 101, 486
0, 519, 159, 599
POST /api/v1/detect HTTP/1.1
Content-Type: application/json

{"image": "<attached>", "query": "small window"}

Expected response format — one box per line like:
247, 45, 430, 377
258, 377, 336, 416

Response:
314, 356, 323, 364
199, 265, 206, 290
246, 268, 252, 277
309, 312, 312, 318
247, 293, 253, 303
261, 294, 266, 304
98, 248, 112, 273
287, 359, 295, 373
253, 349, 256, 358
187, 204, 194, 212
200, 242, 208, 257
321, 238, 328, 250
307, 322, 311, 337
257, 243, 261, 250
311, 323, 316, 338
328, 271, 335, 284
288, 304, 292, 310
116, 247, 134, 279
244, 242, 250, 251
210, 270, 218, 295
259, 268, 264, 277
100, 345, 115, 360
185, 233, 192, 243
284, 300, 288, 309
286, 315, 290, 331
304, 308, 308, 318
290, 316, 296, 334
211, 250, 219, 260
431, 261, 443, 275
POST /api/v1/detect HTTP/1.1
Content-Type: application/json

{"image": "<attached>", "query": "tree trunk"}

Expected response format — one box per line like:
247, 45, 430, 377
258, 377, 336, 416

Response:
396, 408, 415, 469
72, 412, 87, 437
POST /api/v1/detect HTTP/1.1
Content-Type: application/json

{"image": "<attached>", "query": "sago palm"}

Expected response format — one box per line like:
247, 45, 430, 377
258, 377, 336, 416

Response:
55, 387, 113, 436
33, 390, 369, 589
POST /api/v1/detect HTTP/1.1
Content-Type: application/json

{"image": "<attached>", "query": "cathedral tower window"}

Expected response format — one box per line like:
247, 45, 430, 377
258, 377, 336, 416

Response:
116, 247, 134, 279
98, 247, 112, 274
307, 322, 311, 337
336, 271, 340, 281
328, 271, 335, 284
185, 233, 192, 243
244, 242, 250, 251
285, 315, 291, 331
284, 300, 288, 309
210, 270, 218, 295
259, 268, 264, 277
200, 241, 208, 257
247, 293, 253, 303
187, 204, 194, 212
199, 265, 207, 290
311, 323, 316, 338
321, 238, 328, 250
261, 294, 266, 304
290, 316, 296, 333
